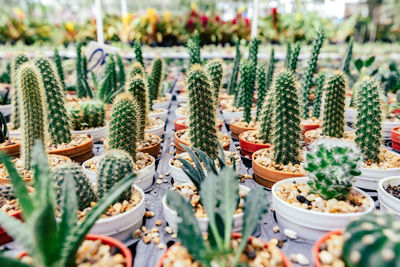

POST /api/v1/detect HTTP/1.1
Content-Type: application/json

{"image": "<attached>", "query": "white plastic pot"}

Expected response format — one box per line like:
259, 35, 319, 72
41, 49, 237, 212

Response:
382, 121, 400, 140
344, 108, 356, 124
222, 109, 256, 124
152, 93, 171, 109
89, 185, 146, 241
72, 122, 109, 143
175, 107, 187, 119
355, 158, 400, 190
0, 104, 12, 117
272, 177, 374, 241
149, 108, 168, 122
177, 94, 187, 103
163, 184, 250, 233
377, 176, 400, 219
82, 155, 156, 191
145, 120, 165, 137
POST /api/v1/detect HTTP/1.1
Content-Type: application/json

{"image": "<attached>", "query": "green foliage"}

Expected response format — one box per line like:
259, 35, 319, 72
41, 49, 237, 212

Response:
33, 56, 72, 145
305, 140, 361, 200
228, 40, 241, 95
342, 211, 400, 267
53, 48, 66, 90
11, 53, 29, 129
341, 38, 353, 84
150, 58, 163, 103
205, 58, 224, 109
0, 112, 8, 143
187, 64, 218, 159
259, 90, 275, 144
134, 40, 145, 68
289, 42, 301, 73
354, 79, 382, 163
284, 42, 291, 68
248, 38, 259, 67
312, 73, 325, 119
301, 29, 325, 119
272, 71, 301, 165
115, 54, 125, 88
238, 60, 256, 123
187, 32, 201, 66
322, 72, 346, 138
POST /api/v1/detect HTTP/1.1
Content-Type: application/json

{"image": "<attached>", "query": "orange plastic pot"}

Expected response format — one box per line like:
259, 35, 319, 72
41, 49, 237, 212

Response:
391, 126, 400, 150
312, 230, 342, 267
0, 142, 20, 158
48, 136, 93, 163
239, 131, 270, 158
302, 123, 320, 133
174, 118, 223, 132
138, 134, 162, 158
230, 122, 256, 140
174, 129, 229, 154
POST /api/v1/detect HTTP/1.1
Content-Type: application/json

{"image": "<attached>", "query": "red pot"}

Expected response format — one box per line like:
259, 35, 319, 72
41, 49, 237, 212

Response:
239, 131, 270, 158
391, 109, 400, 115
391, 126, 400, 150
156, 232, 292, 267
302, 123, 320, 133
312, 230, 342, 267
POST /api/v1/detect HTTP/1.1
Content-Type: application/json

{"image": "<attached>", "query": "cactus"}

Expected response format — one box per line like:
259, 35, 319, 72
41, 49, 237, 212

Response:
76, 42, 86, 98
289, 42, 301, 73
228, 40, 241, 95
18, 63, 47, 169
10, 53, 29, 129
33, 56, 72, 145
187, 64, 218, 159
0, 112, 8, 143
150, 57, 163, 102
271, 71, 301, 165
53, 48, 66, 90
105, 56, 117, 93
305, 140, 361, 200
131, 61, 145, 77
256, 48, 275, 120
301, 29, 325, 119
97, 150, 135, 202
341, 37, 354, 85
259, 90, 275, 144
312, 73, 325, 119
108, 93, 138, 158
284, 42, 292, 68
238, 60, 256, 123
134, 40, 145, 68
248, 38, 259, 67
187, 33, 201, 66
205, 58, 224, 109
322, 72, 346, 138
115, 54, 126, 88
342, 211, 400, 267
80, 99, 105, 129
53, 162, 97, 210
354, 79, 382, 164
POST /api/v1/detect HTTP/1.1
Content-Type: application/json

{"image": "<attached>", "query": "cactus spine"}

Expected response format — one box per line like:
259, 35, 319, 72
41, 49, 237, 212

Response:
355, 79, 382, 164
271, 71, 301, 165
10, 53, 29, 129
289, 42, 301, 73
53, 48, 66, 90
205, 58, 223, 109
97, 150, 135, 202
248, 38, 259, 67
108, 93, 138, 159
228, 40, 241, 95
301, 29, 325, 119
187, 64, 218, 159
256, 64, 267, 120
322, 72, 346, 138
116, 54, 125, 88
259, 90, 275, 144
238, 60, 256, 123
187, 33, 201, 66
134, 41, 145, 68
312, 73, 325, 119
33, 56, 72, 145
18, 63, 47, 169
150, 58, 163, 102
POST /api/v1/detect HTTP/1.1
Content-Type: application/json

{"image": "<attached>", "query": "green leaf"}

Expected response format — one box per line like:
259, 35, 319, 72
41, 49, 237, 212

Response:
354, 59, 363, 72
30, 142, 53, 206
365, 56, 375, 67
178, 158, 202, 189
217, 140, 226, 164
193, 147, 218, 175
91, 71, 99, 96
0, 254, 31, 267
182, 145, 205, 178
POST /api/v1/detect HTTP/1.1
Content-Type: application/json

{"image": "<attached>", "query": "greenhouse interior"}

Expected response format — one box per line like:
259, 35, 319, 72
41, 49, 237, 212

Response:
0, 0, 400, 266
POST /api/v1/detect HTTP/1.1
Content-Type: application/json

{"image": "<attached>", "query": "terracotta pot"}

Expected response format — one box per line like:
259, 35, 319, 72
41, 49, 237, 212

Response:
312, 230, 342, 267
252, 149, 305, 188
174, 118, 223, 132
48, 136, 93, 163
230, 121, 256, 140
156, 232, 292, 267
174, 129, 230, 154
239, 131, 270, 158
138, 134, 162, 158
0, 142, 20, 158
391, 126, 400, 150
302, 123, 320, 133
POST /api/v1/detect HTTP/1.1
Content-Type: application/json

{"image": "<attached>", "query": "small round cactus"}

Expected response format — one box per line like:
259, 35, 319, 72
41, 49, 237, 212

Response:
10, 53, 29, 129
205, 58, 224, 110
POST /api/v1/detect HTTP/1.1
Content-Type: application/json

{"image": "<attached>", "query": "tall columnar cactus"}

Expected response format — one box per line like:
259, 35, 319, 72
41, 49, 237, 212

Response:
134, 40, 144, 68
33, 56, 72, 145
187, 64, 218, 159
228, 40, 241, 95
289, 42, 301, 73
271, 71, 301, 165
97, 150, 135, 202
187, 33, 201, 66
238, 60, 256, 123
312, 73, 325, 119
53, 162, 97, 210
10, 53, 29, 129
115, 54, 126, 88
105, 56, 117, 93
108, 93, 138, 158
341, 37, 353, 83
342, 211, 400, 267
284, 42, 292, 68
18, 63, 47, 169
322, 72, 346, 138
53, 48, 66, 90
131, 61, 145, 77
248, 38, 259, 67
126, 73, 148, 140
259, 90, 275, 144
150, 57, 163, 102
355, 79, 382, 164
205, 58, 223, 109
256, 64, 267, 120
80, 100, 105, 128
305, 140, 361, 200
76, 42, 86, 98
301, 29, 325, 119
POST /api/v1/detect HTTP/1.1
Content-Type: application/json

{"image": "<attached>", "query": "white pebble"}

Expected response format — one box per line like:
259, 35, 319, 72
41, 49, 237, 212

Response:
284, 228, 298, 239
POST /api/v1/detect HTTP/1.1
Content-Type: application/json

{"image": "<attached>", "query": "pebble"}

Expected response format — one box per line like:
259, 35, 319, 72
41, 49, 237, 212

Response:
158, 243, 165, 250
159, 174, 163, 179
273, 226, 280, 233
132, 229, 142, 239
165, 226, 173, 234
290, 253, 310, 266
319, 250, 334, 265
155, 220, 162, 226
143, 234, 152, 244
156, 179, 163, 184
163, 179, 169, 183
154, 237, 160, 244
145, 211, 155, 218
284, 229, 298, 240
171, 233, 177, 239
165, 171, 171, 176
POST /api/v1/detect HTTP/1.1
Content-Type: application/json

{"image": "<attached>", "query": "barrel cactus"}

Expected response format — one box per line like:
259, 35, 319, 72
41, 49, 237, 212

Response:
205, 58, 224, 109
238, 60, 256, 123
10, 53, 29, 129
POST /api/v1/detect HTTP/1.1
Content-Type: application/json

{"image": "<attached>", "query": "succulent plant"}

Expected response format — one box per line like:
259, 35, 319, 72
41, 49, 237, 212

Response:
289, 42, 301, 73
53, 48, 66, 90
301, 29, 325, 119
271, 71, 301, 165
105, 55, 118, 94
312, 73, 325, 119
149, 57, 163, 103
342, 211, 400, 267
248, 38, 259, 67
256, 48, 275, 121
259, 90, 275, 144
79, 99, 105, 129
228, 40, 241, 95
256, 64, 267, 120
134, 40, 145, 68
238, 60, 256, 123
322, 72, 346, 138
341, 37, 354, 85
108, 93, 138, 159
0, 112, 8, 143
284, 42, 292, 68
33, 56, 72, 145
187, 32, 201, 66
97, 150, 135, 202
131, 61, 145, 77
205, 58, 224, 109
187, 64, 218, 159
115, 53, 125, 88
354, 79, 383, 164
305, 139, 361, 200
76, 42, 86, 98
10, 53, 29, 129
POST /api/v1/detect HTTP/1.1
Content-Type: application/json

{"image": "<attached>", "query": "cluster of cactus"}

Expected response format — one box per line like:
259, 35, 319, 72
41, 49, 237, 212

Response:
259, 90, 275, 144
289, 42, 301, 73
322, 72, 346, 138
301, 29, 325, 118
342, 211, 400, 267
237, 60, 256, 123
341, 37, 354, 85
69, 100, 105, 130
149, 57, 164, 104
205, 58, 224, 110
312, 73, 325, 118
187, 64, 218, 159
248, 38, 259, 67
305, 140, 361, 200
10, 53, 29, 129
271, 71, 302, 165
355, 79, 383, 163
53, 48, 66, 90
134, 40, 145, 68
76, 42, 92, 98
256, 48, 275, 120
228, 40, 241, 95
187, 32, 201, 66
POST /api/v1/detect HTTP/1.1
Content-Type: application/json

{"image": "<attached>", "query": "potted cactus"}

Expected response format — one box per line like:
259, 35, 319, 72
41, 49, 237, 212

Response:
272, 139, 374, 241
150, 57, 170, 110
313, 211, 400, 267
378, 176, 400, 218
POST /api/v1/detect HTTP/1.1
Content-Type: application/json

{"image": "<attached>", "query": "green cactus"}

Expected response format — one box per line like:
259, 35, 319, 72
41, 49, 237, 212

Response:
341, 37, 354, 85
301, 29, 325, 119
305, 140, 361, 200
289, 42, 301, 73
312, 73, 325, 119
53, 162, 97, 210
108, 93, 138, 158
10, 53, 29, 129
131, 61, 145, 77
238, 60, 256, 123
271, 71, 301, 165
150, 57, 163, 102
256, 64, 267, 120
115, 54, 126, 88
97, 150, 135, 202
248, 38, 259, 67
259, 89, 275, 144
105, 56, 117, 93
80, 99, 105, 129
228, 40, 241, 95
76, 42, 86, 98
187, 33, 201, 66
354, 79, 382, 163
205, 58, 224, 109
256, 48, 275, 121
284, 42, 292, 68
187, 64, 218, 159
322, 72, 346, 138
134, 40, 145, 68
53, 48, 66, 90
342, 211, 400, 267
18, 63, 47, 169
33, 56, 72, 145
